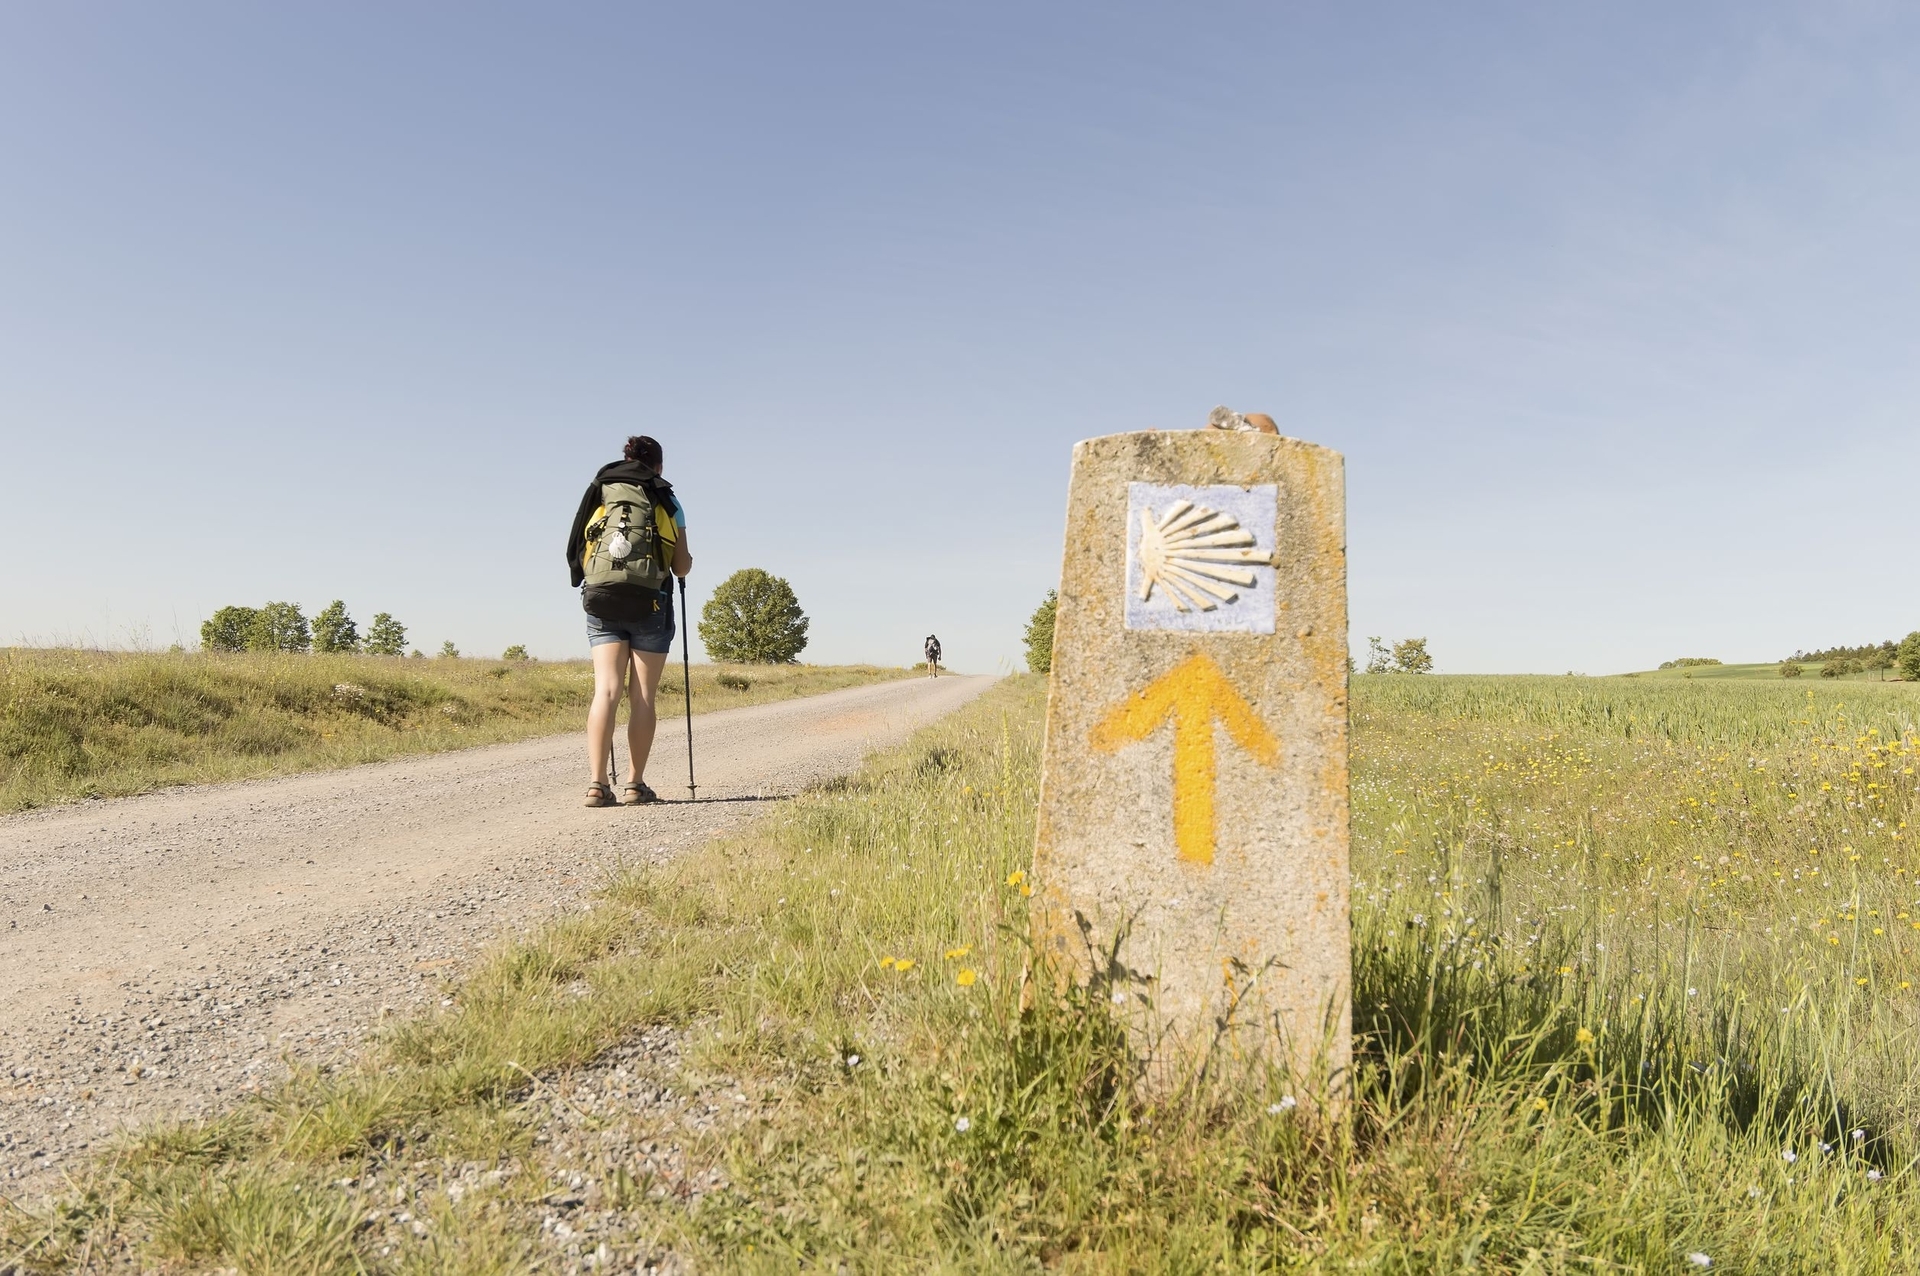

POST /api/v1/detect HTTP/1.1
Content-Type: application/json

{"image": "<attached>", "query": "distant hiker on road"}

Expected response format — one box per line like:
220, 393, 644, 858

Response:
924, 634, 942, 677
566, 435, 692, 807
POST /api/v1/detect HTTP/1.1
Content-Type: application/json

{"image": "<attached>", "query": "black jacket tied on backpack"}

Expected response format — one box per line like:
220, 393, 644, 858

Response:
566, 459, 680, 621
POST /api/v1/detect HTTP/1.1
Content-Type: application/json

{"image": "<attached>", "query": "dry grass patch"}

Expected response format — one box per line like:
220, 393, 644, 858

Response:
0, 647, 909, 812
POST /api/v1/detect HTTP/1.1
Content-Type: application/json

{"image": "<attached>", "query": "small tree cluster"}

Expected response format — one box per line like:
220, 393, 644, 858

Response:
1778, 661, 1804, 678
698, 568, 809, 664
1658, 657, 1722, 669
1788, 639, 1899, 666
200, 602, 311, 653
502, 644, 530, 661
1363, 636, 1434, 675
1024, 590, 1057, 674
200, 602, 408, 656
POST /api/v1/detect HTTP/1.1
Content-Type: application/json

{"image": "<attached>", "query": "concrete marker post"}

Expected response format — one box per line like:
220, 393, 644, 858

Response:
1032, 426, 1350, 1096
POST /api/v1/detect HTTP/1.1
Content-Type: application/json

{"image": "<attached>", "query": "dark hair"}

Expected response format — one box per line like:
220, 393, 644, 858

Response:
623, 435, 663, 468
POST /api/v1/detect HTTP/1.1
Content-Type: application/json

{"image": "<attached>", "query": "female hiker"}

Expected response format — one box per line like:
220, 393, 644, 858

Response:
565, 435, 692, 807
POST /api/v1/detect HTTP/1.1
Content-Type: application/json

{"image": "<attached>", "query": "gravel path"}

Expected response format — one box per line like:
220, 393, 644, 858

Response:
0, 674, 992, 1203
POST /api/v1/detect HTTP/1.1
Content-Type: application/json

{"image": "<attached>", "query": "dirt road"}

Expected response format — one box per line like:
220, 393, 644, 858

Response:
0, 674, 991, 1199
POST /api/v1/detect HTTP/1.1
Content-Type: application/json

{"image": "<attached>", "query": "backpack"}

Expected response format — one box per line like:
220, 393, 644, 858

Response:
581, 481, 670, 593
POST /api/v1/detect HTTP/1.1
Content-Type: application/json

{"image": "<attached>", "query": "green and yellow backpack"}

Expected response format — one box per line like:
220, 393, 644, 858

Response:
581, 481, 674, 593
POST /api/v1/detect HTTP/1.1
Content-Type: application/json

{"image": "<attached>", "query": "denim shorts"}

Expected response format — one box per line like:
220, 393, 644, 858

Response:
586, 603, 676, 654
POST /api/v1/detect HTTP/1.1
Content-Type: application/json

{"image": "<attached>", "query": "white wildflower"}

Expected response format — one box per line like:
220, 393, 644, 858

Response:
1686, 1253, 1712, 1268
954, 1116, 971, 1132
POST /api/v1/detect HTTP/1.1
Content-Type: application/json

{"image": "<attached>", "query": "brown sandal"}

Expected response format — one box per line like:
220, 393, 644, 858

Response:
621, 781, 658, 806
584, 781, 616, 808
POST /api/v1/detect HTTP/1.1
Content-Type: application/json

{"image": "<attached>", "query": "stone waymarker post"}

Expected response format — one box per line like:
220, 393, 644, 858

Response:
1033, 427, 1349, 1093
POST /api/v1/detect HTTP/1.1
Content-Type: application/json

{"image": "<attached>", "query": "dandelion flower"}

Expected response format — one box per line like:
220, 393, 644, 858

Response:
954, 1115, 971, 1132
945, 946, 971, 960
895, 959, 916, 973
1533, 1097, 1550, 1112
879, 957, 896, 969
956, 968, 977, 987
1005, 870, 1026, 887
1575, 1027, 1595, 1045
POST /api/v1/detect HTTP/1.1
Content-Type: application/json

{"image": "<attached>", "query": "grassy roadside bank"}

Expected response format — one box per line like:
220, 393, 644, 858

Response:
0, 649, 910, 814
9, 675, 1920, 1271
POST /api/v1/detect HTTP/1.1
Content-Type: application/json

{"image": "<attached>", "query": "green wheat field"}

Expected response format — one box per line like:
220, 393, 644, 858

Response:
6, 672, 1920, 1272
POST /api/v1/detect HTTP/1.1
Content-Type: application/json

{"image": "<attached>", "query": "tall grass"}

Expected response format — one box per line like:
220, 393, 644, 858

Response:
8, 675, 1920, 1272
0, 648, 908, 813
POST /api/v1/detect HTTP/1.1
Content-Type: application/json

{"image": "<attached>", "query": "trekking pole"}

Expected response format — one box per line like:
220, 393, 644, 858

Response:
678, 574, 696, 801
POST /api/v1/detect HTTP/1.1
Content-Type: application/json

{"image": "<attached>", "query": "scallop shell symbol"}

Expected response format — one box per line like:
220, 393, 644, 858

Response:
1136, 501, 1261, 612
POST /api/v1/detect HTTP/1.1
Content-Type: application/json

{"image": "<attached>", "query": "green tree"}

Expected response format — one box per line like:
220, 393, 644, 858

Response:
1778, 661, 1804, 678
312, 600, 359, 653
698, 568, 809, 663
1023, 590, 1057, 674
1364, 636, 1392, 674
200, 606, 259, 653
502, 644, 530, 661
439, 640, 460, 659
364, 613, 407, 656
1391, 637, 1434, 675
1898, 632, 1920, 682
247, 602, 310, 653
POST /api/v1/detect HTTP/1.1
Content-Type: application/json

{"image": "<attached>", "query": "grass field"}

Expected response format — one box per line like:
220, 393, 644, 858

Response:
0, 648, 910, 814
7, 673, 1920, 1272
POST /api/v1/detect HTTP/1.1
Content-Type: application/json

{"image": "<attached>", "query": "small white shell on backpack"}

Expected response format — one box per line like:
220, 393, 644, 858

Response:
1136, 501, 1260, 612
607, 534, 633, 559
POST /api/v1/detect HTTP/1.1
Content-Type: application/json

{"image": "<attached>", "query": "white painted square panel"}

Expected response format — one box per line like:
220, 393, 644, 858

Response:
1123, 482, 1276, 633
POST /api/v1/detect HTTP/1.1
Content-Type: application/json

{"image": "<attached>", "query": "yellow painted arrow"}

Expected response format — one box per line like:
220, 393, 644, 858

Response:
1090, 653, 1281, 865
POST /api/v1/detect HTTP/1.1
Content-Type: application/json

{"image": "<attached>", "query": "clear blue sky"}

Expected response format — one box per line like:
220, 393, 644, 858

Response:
3, 3, 1916, 672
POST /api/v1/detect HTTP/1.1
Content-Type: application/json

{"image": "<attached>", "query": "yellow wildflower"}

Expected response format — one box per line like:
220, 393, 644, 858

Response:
1575, 1028, 1595, 1045
895, 958, 916, 973
945, 946, 971, 960
1005, 869, 1027, 887
955, 968, 978, 987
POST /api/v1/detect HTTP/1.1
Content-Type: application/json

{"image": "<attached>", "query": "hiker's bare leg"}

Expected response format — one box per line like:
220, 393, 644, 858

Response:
625, 649, 669, 784
587, 641, 630, 783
